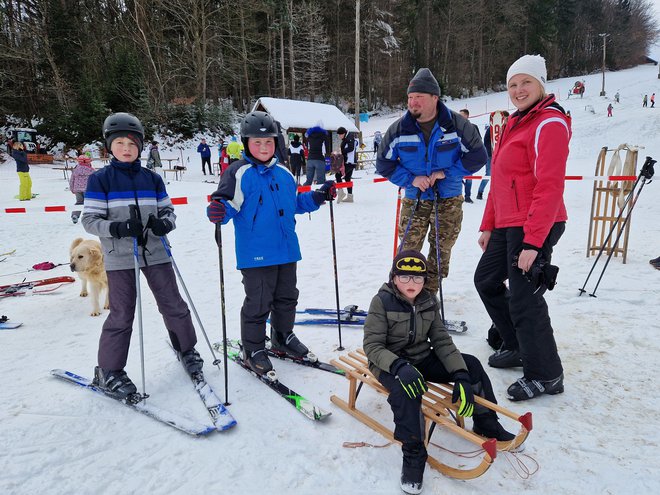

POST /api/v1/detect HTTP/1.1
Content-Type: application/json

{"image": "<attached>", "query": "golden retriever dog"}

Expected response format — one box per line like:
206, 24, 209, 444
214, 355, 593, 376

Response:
69, 238, 109, 316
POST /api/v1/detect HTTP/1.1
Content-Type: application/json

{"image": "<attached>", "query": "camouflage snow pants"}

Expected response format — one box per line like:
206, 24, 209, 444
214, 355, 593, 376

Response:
398, 195, 464, 293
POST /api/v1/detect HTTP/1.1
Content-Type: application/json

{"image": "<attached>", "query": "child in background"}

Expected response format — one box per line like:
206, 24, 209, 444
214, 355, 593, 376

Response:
82, 112, 204, 400
69, 155, 95, 223
363, 250, 513, 494
206, 111, 336, 375
12, 142, 32, 201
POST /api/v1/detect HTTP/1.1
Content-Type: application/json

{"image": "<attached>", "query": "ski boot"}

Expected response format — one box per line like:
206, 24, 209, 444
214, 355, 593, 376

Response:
244, 348, 274, 377
270, 330, 311, 359
507, 374, 564, 401
92, 366, 139, 402
488, 347, 522, 368
177, 347, 204, 377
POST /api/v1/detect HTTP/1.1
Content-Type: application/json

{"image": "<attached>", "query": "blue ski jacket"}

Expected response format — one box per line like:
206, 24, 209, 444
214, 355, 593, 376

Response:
211, 156, 320, 269
376, 102, 487, 199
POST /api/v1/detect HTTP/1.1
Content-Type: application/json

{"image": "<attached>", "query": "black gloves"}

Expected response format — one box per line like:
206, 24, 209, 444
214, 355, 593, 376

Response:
207, 200, 226, 224
312, 180, 337, 205
451, 370, 475, 417
110, 218, 144, 239
147, 216, 173, 237
391, 359, 428, 400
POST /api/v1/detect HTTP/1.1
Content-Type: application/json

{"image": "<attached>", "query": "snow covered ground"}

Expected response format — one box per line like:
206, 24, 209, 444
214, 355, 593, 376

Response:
2, 63, 660, 495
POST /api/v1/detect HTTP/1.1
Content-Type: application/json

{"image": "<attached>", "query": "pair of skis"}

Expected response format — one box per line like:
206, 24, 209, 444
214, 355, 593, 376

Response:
296, 306, 469, 333
52, 350, 237, 437
214, 339, 335, 422
0, 276, 75, 298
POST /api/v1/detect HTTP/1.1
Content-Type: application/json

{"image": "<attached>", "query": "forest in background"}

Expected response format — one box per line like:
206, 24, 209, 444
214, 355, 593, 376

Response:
0, 0, 657, 147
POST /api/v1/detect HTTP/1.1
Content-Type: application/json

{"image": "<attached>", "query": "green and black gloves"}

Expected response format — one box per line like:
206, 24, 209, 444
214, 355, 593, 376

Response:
391, 359, 428, 400
451, 370, 475, 417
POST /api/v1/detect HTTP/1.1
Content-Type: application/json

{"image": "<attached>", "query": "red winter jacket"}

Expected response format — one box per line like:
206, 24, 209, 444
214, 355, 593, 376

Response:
480, 95, 571, 248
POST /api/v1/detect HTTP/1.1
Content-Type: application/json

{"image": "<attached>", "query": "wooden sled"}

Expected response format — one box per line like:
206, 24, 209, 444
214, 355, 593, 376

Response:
330, 349, 532, 480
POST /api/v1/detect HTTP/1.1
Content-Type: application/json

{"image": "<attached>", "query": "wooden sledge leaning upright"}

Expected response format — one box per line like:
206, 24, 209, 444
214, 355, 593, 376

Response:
330, 349, 532, 480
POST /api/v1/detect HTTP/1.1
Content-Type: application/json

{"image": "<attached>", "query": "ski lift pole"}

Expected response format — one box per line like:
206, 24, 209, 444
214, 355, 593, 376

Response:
578, 161, 648, 295
327, 196, 344, 351
589, 157, 655, 297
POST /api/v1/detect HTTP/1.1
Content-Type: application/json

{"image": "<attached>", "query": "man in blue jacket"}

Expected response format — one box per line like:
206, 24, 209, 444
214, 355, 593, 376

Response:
197, 138, 213, 176
376, 68, 487, 294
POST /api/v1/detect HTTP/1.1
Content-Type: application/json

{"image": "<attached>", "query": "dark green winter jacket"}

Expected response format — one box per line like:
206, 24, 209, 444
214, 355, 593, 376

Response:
363, 282, 466, 380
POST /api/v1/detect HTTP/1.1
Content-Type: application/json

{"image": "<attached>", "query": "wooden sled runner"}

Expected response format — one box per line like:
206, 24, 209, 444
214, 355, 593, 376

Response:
330, 349, 532, 480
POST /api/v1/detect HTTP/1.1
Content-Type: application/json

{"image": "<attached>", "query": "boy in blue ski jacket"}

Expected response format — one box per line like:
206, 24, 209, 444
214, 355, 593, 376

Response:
82, 112, 203, 400
207, 111, 336, 375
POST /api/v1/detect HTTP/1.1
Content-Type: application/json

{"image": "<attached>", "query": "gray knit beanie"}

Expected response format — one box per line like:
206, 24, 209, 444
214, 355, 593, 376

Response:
407, 68, 441, 96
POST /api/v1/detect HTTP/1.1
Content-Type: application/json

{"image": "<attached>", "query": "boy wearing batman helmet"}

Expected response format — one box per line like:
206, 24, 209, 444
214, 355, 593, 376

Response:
363, 249, 513, 494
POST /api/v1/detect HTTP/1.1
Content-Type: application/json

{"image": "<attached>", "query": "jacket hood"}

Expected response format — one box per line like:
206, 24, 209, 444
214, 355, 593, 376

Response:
306, 126, 327, 137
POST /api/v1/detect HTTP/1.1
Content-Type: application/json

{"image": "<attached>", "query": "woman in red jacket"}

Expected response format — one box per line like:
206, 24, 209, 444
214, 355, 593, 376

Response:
474, 55, 571, 401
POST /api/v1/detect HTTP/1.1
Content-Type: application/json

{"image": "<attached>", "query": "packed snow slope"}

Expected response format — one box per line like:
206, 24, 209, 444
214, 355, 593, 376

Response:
1, 64, 660, 495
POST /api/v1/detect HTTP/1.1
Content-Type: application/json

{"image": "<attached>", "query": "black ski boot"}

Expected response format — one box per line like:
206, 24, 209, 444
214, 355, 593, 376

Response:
507, 374, 564, 401
400, 443, 427, 495
244, 348, 273, 375
473, 413, 515, 442
488, 347, 523, 368
270, 330, 309, 358
178, 348, 204, 376
92, 366, 138, 400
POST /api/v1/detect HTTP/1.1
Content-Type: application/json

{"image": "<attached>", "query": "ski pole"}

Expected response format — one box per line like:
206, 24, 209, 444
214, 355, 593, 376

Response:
129, 205, 148, 402
153, 220, 228, 396
588, 157, 655, 297
214, 223, 230, 405
578, 157, 653, 295
433, 187, 446, 323
392, 187, 402, 258
398, 190, 422, 255
327, 194, 344, 351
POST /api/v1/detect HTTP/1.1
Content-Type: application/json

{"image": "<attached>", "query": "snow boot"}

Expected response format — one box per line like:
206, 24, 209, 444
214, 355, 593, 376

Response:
473, 413, 515, 442
71, 211, 81, 224
92, 366, 138, 400
243, 348, 273, 375
507, 374, 564, 401
336, 188, 347, 202
464, 196, 473, 204
270, 330, 309, 358
649, 256, 660, 266
488, 348, 522, 368
177, 347, 204, 375
344, 193, 354, 203
400, 443, 427, 495
476, 192, 483, 200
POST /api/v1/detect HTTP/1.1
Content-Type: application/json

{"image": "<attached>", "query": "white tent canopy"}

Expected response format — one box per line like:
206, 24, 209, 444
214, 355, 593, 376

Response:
252, 97, 359, 133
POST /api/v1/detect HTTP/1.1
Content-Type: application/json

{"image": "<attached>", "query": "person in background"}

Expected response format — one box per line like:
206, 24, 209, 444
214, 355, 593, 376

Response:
226, 135, 244, 164
219, 139, 230, 176
458, 108, 480, 204
303, 122, 328, 186
197, 138, 213, 176
147, 141, 165, 181
288, 134, 306, 184
69, 155, 95, 223
642, 94, 648, 107
206, 111, 336, 375
373, 130, 383, 154
607, 103, 613, 117
364, 250, 513, 495
336, 126, 359, 202
477, 111, 509, 199
651, 93, 655, 108
614, 91, 620, 103
12, 142, 32, 201
474, 54, 570, 401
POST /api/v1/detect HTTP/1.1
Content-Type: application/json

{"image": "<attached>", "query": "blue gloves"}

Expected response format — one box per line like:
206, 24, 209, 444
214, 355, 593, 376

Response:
147, 215, 173, 236
391, 359, 428, 400
312, 180, 337, 205
451, 370, 475, 417
110, 218, 144, 239
207, 200, 226, 224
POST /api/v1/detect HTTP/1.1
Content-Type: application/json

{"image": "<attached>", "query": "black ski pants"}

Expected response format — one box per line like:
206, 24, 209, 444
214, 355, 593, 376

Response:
474, 222, 565, 381
201, 156, 212, 175
240, 262, 298, 352
98, 263, 197, 370
379, 353, 499, 446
